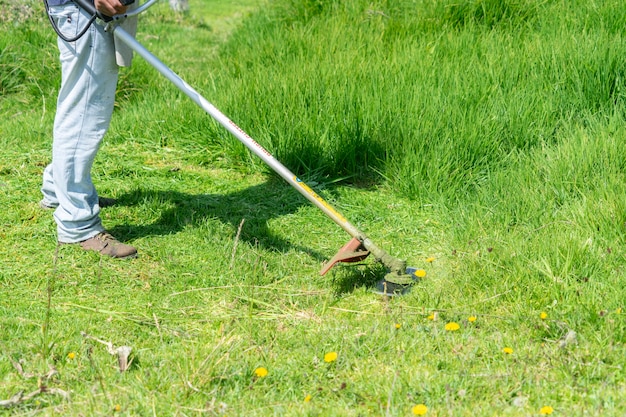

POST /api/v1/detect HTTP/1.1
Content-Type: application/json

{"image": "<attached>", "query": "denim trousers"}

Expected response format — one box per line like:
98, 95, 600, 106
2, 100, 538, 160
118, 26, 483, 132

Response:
41, 3, 118, 243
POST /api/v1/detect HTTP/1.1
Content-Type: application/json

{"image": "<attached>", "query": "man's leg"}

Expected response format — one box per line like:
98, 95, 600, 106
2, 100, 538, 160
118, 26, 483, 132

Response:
42, 4, 136, 258
47, 3, 117, 243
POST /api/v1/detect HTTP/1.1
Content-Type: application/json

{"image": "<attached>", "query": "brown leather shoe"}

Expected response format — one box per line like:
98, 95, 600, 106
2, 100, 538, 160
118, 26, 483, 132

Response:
79, 232, 137, 259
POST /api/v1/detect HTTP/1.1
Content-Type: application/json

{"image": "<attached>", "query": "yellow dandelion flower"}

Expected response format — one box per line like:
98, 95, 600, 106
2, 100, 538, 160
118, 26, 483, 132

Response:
412, 403, 428, 415
617, 308, 622, 314
468, 316, 477, 323
113, 404, 121, 413
395, 323, 402, 329
539, 405, 554, 415
324, 351, 338, 363
304, 394, 312, 403
414, 269, 427, 278
426, 257, 436, 263
444, 322, 460, 331
67, 352, 76, 360
540, 312, 548, 320
254, 367, 268, 378
427, 311, 439, 321
503, 347, 514, 354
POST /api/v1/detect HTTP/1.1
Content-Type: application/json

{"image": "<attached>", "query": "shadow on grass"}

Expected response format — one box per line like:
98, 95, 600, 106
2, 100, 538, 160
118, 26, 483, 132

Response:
329, 263, 388, 296
106, 177, 388, 293
108, 177, 329, 262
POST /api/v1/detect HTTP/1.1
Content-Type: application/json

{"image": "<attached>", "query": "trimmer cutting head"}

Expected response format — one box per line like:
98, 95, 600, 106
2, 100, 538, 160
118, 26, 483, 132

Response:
374, 266, 422, 296
322, 238, 421, 296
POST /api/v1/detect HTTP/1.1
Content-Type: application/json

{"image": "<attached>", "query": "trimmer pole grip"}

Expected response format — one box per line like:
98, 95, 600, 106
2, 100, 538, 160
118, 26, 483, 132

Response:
72, 0, 112, 21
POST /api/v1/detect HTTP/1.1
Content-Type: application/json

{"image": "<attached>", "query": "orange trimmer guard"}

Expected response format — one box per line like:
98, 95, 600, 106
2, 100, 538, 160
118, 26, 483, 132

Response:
320, 237, 370, 275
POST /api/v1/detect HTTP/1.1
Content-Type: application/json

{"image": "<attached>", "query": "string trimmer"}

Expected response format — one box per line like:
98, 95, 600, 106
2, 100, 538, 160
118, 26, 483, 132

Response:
60, 0, 421, 295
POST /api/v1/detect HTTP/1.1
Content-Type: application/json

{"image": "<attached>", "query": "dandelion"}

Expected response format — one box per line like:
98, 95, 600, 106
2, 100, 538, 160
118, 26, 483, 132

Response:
414, 269, 427, 278
503, 347, 514, 354
304, 394, 312, 403
67, 352, 76, 360
412, 404, 428, 415
426, 257, 436, 263
467, 316, 477, 323
539, 405, 554, 415
395, 323, 402, 329
445, 322, 460, 331
540, 312, 548, 320
324, 351, 338, 363
617, 308, 622, 314
254, 367, 268, 378
427, 312, 438, 321
113, 404, 121, 413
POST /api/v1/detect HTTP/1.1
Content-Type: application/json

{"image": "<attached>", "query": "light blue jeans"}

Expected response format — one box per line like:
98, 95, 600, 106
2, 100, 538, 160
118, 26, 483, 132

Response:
41, 4, 119, 243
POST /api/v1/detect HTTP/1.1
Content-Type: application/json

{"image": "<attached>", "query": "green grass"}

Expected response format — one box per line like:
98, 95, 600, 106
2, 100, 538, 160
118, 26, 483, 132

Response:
2, 0, 626, 415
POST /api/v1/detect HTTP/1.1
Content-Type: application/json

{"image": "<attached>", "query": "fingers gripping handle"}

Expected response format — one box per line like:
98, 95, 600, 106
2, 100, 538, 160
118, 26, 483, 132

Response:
72, 0, 135, 21
72, 0, 110, 21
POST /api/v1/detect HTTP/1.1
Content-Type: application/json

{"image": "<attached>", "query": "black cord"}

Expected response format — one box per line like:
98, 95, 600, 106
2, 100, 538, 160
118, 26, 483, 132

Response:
43, 0, 97, 42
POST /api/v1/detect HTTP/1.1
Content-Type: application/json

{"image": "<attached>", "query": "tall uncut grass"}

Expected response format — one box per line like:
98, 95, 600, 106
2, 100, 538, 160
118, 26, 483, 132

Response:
2, 0, 626, 415
196, 0, 626, 202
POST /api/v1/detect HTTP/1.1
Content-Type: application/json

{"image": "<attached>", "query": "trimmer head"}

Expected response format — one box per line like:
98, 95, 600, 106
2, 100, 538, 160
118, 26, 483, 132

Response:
373, 267, 423, 297
322, 238, 421, 296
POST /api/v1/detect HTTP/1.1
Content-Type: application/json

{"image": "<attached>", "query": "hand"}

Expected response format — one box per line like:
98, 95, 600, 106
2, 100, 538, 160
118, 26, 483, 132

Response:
94, 0, 128, 17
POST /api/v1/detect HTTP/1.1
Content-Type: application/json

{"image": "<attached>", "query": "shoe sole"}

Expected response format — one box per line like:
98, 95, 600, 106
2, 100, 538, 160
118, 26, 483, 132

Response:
115, 252, 138, 259
58, 241, 138, 259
